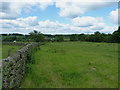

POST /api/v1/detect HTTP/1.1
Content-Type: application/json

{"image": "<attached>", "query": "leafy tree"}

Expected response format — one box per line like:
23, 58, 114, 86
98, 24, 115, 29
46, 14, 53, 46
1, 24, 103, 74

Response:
112, 26, 120, 43
85, 34, 98, 42
70, 34, 78, 41
78, 34, 86, 41
29, 30, 44, 42
2, 36, 17, 42
54, 35, 64, 42
1, 34, 8, 36
93, 31, 104, 42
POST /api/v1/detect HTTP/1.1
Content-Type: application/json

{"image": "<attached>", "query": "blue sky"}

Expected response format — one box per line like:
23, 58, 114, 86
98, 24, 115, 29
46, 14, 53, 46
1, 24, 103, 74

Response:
20, 5, 71, 24
19, 2, 118, 25
0, 1, 119, 34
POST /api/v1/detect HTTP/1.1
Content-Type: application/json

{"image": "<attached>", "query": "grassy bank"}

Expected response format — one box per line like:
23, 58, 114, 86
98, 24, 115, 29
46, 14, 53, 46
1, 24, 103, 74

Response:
21, 41, 118, 88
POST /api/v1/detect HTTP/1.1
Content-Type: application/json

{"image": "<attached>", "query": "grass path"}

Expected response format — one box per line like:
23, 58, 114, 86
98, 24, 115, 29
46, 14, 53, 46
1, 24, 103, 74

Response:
21, 42, 118, 88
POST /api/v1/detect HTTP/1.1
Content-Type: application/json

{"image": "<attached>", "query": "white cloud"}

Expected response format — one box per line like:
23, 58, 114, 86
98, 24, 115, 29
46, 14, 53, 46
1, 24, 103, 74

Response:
55, 0, 117, 18
1, 0, 118, 19
0, 16, 39, 34
101, 26, 118, 33
17, 16, 38, 26
0, 16, 117, 34
72, 16, 105, 30
0, 16, 38, 30
0, 0, 54, 19
0, 2, 24, 19
56, 1, 85, 18
37, 20, 80, 34
1, 18, 79, 34
38, 1, 54, 10
109, 8, 119, 25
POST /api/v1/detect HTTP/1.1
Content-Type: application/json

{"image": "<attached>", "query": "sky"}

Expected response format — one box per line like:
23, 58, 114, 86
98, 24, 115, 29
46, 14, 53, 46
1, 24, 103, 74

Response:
0, 0, 119, 35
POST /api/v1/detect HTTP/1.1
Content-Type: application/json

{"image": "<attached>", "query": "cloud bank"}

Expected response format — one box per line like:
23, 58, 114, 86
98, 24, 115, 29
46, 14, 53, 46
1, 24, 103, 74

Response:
1, 16, 118, 34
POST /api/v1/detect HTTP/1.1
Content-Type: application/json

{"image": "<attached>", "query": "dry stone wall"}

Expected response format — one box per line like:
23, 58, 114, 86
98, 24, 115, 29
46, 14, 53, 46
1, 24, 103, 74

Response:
2, 43, 39, 88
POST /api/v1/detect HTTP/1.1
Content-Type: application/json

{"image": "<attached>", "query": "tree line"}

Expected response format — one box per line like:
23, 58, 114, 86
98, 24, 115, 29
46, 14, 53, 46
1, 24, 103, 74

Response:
1, 26, 120, 43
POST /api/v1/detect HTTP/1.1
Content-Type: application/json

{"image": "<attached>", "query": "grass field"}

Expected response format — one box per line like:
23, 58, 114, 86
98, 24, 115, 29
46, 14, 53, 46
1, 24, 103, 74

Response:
2, 45, 22, 59
21, 41, 118, 88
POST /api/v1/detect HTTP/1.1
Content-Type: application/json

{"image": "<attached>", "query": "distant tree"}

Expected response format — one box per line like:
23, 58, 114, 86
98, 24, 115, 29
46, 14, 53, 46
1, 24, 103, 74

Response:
85, 35, 94, 42
70, 34, 78, 41
111, 26, 120, 43
1, 34, 8, 36
54, 35, 64, 42
78, 34, 86, 41
11, 33, 24, 36
93, 31, 104, 42
105, 35, 112, 43
2, 36, 17, 42
29, 30, 44, 42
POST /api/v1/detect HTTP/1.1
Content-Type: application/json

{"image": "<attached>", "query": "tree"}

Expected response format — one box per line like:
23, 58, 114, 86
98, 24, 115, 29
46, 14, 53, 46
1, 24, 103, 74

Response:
93, 31, 104, 42
70, 34, 78, 41
111, 26, 120, 43
54, 35, 64, 42
85, 35, 95, 42
78, 34, 85, 41
2, 36, 17, 42
29, 30, 44, 42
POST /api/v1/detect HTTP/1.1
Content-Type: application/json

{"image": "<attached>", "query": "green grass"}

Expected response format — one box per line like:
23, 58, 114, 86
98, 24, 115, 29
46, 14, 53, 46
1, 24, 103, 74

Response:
2, 45, 22, 59
21, 41, 118, 88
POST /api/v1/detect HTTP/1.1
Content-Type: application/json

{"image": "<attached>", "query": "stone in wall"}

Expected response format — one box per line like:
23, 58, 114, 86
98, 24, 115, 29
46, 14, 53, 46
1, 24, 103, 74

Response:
2, 43, 39, 88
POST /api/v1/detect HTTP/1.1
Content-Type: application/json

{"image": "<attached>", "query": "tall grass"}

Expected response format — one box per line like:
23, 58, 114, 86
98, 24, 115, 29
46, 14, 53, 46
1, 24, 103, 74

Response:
25, 46, 40, 73
21, 41, 118, 88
